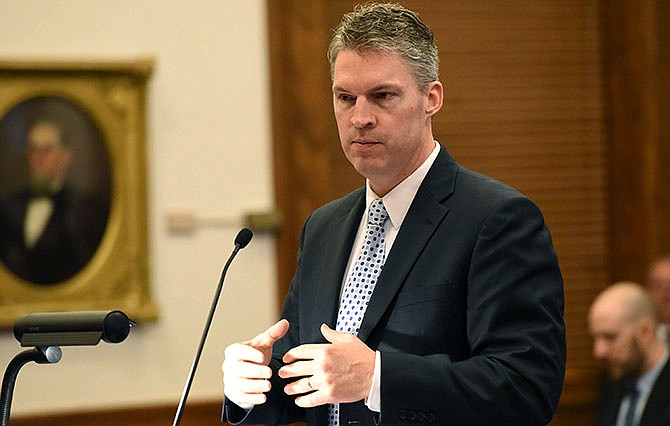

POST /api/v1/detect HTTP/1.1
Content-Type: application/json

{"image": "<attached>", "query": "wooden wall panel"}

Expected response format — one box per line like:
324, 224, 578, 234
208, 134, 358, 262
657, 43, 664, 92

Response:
660, 2, 670, 256
413, 3, 607, 422
269, 1, 608, 425
11, 401, 222, 426
268, 1, 350, 310
604, 0, 670, 279
415, 2, 607, 381
604, 0, 662, 282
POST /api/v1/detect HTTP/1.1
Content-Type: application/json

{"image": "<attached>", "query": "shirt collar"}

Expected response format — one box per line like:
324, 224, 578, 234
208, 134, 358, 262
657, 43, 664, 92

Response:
365, 141, 440, 229
636, 349, 669, 395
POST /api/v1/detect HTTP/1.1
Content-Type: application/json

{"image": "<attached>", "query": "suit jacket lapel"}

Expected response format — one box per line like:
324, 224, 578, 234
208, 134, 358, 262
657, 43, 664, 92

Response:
310, 190, 366, 334
357, 147, 458, 342
605, 381, 627, 426
640, 359, 670, 426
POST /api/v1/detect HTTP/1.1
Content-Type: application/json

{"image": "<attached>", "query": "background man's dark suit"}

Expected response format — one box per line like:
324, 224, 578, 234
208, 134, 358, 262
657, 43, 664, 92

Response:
0, 186, 108, 284
224, 146, 566, 426
596, 360, 670, 426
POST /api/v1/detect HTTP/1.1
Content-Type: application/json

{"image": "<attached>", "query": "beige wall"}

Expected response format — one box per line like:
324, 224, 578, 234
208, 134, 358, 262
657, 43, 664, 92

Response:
0, 0, 278, 416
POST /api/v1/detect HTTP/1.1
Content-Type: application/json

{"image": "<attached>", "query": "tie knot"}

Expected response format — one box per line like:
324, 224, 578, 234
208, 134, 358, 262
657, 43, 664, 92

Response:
368, 199, 388, 226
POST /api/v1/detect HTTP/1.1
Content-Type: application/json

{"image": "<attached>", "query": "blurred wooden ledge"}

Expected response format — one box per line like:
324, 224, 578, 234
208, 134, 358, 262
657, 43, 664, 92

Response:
11, 400, 306, 426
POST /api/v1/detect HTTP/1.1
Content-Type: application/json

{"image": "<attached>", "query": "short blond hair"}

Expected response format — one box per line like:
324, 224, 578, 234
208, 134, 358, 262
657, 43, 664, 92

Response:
327, 2, 439, 91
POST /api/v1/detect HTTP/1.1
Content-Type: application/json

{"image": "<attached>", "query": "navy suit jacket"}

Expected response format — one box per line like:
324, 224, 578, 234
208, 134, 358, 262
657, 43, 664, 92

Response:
224, 147, 566, 425
596, 360, 670, 426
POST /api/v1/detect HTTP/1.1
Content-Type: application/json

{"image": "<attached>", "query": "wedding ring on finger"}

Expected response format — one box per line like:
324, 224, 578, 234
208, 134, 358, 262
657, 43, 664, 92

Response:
306, 376, 314, 391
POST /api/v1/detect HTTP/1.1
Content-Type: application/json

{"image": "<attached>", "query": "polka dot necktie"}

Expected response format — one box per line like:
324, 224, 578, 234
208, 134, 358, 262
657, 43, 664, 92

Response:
328, 198, 389, 426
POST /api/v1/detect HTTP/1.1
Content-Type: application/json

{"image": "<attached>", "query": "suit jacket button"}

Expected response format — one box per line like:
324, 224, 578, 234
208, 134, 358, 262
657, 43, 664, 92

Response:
398, 409, 407, 420
408, 410, 417, 421
418, 411, 427, 422
426, 412, 436, 423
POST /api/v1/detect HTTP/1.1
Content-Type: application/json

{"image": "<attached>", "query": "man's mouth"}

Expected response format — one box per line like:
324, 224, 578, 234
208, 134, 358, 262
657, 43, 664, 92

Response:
352, 139, 380, 145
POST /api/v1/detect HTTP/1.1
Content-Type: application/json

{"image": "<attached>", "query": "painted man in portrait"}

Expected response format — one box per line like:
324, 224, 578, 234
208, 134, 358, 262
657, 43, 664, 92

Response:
0, 117, 108, 284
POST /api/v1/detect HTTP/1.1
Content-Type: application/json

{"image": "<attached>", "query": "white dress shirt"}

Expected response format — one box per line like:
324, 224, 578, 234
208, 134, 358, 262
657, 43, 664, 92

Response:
24, 197, 54, 249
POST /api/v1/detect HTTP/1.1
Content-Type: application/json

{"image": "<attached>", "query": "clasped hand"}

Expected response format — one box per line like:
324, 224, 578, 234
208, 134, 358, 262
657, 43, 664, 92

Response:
222, 319, 375, 408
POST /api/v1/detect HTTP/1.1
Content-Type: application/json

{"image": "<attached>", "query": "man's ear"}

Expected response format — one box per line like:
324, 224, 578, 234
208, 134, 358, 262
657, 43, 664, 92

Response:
425, 81, 443, 117
637, 317, 657, 342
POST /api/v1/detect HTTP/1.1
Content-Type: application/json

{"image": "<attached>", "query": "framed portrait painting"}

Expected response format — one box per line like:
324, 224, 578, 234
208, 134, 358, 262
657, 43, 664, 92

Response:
0, 59, 157, 327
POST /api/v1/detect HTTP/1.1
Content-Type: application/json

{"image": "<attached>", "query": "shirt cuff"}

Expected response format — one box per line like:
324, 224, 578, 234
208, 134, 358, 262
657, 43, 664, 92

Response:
364, 350, 381, 412
225, 393, 254, 411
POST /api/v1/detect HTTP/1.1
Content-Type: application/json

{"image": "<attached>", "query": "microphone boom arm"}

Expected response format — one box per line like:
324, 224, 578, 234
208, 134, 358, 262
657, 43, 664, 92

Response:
1, 346, 62, 426
172, 228, 253, 426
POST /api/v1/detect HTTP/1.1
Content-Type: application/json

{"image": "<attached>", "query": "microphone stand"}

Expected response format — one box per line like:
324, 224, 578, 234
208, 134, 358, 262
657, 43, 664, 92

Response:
1, 346, 62, 426
172, 230, 251, 426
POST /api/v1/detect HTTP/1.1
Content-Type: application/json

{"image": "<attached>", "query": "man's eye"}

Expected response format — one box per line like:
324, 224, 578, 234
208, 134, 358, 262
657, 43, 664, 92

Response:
375, 92, 392, 100
603, 334, 617, 342
338, 94, 354, 102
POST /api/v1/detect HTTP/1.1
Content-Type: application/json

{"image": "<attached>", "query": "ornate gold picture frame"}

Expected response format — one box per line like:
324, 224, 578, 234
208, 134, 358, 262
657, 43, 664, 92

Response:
0, 59, 158, 327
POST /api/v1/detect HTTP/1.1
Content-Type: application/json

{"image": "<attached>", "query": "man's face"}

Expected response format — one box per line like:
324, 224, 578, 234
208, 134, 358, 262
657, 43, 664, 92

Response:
647, 259, 670, 324
26, 122, 72, 186
332, 50, 442, 196
589, 305, 645, 379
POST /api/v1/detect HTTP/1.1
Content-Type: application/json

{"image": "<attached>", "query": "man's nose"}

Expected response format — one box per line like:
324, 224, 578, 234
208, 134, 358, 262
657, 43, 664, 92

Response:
592, 340, 608, 360
351, 98, 376, 129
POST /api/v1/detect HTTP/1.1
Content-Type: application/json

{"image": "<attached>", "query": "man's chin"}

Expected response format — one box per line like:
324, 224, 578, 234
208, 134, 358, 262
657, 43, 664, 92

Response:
29, 175, 57, 195
607, 366, 641, 382
608, 369, 624, 380
606, 364, 628, 380
350, 160, 383, 179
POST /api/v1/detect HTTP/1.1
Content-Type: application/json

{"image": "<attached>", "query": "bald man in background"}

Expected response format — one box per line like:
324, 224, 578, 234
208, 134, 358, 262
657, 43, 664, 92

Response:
589, 282, 670, 426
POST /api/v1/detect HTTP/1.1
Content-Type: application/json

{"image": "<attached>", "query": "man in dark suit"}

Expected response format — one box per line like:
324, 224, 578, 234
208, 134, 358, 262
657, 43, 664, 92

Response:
0, 117, 108, 284
222, 3, 565, 425
646, 256, 670, 343
590, 282, 670, 426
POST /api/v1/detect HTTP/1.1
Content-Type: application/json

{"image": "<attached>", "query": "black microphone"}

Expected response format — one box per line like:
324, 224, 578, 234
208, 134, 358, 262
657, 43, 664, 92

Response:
172, 228, 253, 426
13, 310, 133, 347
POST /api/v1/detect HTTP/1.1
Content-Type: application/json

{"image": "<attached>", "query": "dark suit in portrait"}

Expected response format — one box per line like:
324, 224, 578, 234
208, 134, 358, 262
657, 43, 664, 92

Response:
596, 360, 670, 426
224, 147, 565, 426
0, 185, 108, 284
